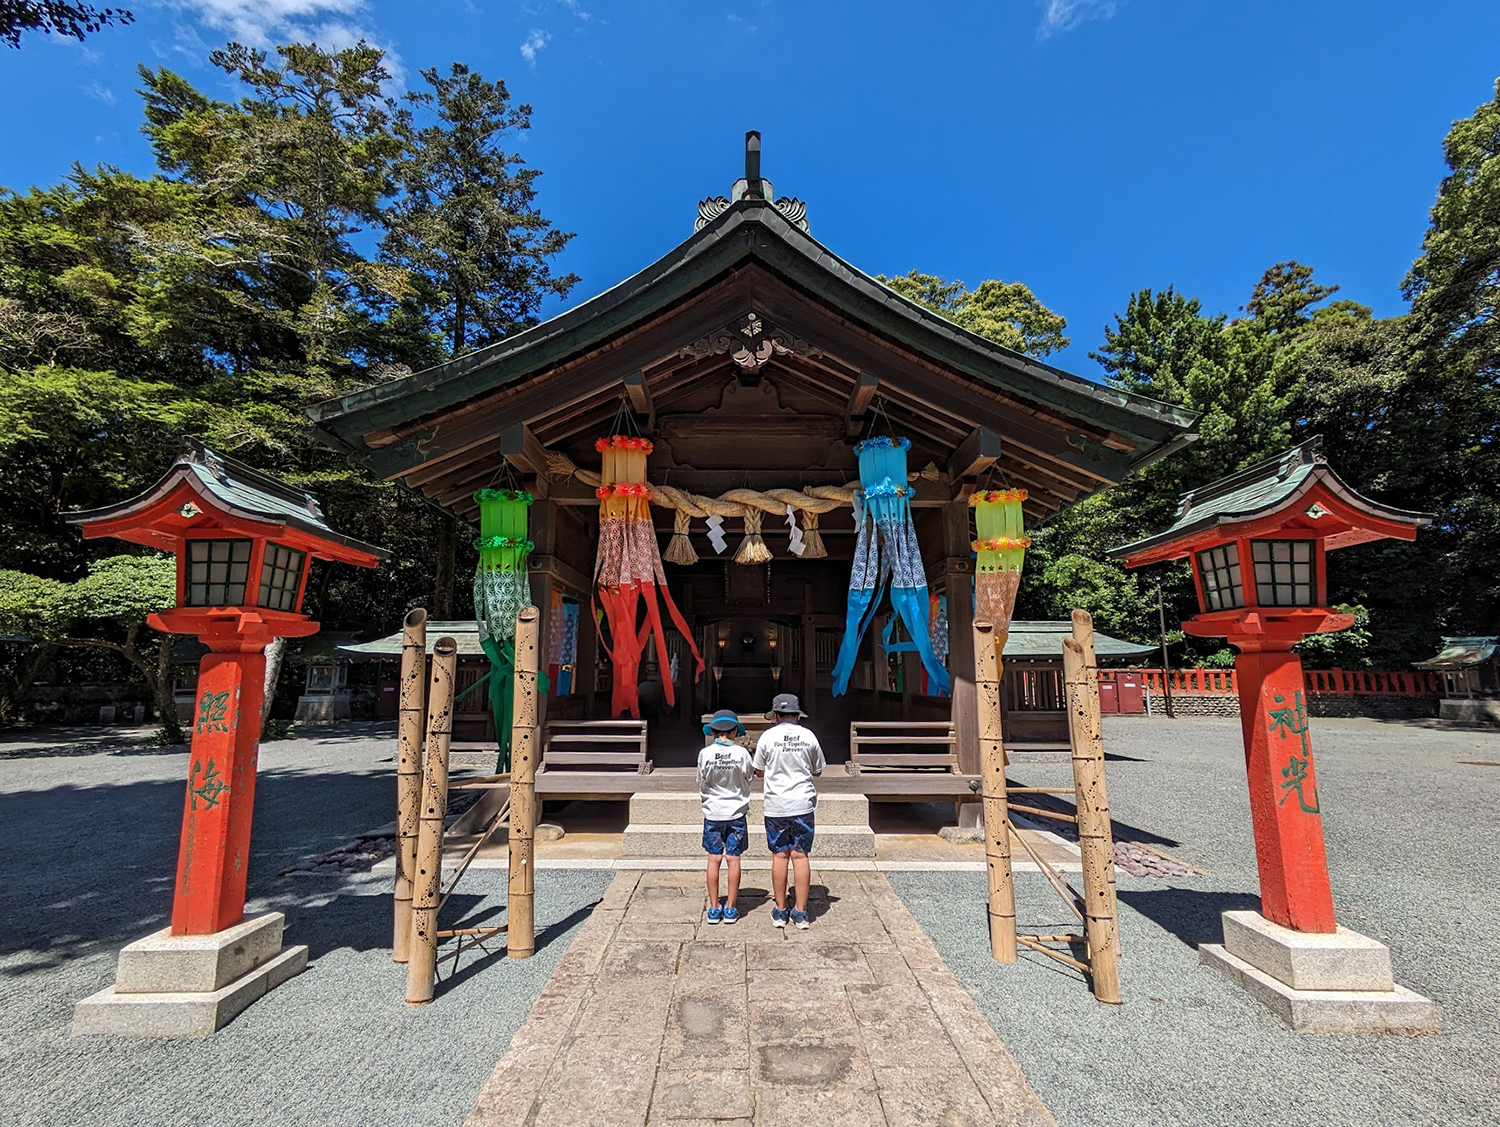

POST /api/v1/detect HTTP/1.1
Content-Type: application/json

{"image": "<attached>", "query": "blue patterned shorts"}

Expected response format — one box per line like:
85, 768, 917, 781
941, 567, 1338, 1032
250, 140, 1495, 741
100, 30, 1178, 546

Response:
702, 816, 749, 856
764, 813, 816, 855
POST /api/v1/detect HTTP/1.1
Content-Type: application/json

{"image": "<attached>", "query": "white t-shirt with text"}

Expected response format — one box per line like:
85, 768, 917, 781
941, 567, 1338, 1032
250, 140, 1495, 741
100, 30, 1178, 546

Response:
697, 739, 754, 821
753, 722, 826, 818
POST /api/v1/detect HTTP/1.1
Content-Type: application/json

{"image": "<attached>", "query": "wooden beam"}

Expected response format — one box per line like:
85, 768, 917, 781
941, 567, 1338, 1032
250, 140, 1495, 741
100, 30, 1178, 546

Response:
500, 422, 550, 483
948, 426, 1003, 484
623, 371, 655, 431
845, 371, 879, 436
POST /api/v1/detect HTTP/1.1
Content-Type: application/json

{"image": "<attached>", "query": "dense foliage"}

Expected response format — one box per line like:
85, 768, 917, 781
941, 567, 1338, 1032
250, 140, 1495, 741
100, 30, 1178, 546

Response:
0, 0, 130, 47
0, 38, 574, 721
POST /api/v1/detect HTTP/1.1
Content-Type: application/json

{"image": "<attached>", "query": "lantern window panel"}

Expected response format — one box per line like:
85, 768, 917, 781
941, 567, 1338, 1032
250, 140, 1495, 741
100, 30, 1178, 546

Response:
1252, 539, 1315, 606
257, 542, 306, 612
185, 538, 252, 606
1195, 544, 1244, 611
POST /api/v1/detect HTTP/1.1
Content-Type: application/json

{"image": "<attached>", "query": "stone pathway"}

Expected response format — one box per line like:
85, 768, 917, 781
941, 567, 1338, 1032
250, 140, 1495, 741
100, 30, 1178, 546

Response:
464, 870, 1055, 1127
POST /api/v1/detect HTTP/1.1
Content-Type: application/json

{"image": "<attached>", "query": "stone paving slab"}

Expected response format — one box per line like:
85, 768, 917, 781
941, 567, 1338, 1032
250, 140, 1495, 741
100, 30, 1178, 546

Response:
464, 870, 1056, 1127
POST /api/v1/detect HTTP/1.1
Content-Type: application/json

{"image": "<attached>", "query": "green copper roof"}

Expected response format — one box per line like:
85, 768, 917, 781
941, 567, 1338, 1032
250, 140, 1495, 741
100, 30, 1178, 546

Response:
1109, 436, 1431, 560
1414, 637, 1499, 671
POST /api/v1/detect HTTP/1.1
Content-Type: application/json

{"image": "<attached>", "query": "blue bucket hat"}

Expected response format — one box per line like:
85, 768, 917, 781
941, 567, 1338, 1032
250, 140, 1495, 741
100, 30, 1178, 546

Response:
706, 709, 742, 734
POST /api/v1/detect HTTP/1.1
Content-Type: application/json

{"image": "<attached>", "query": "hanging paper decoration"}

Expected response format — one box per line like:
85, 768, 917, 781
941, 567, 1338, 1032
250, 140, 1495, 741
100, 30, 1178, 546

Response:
971, 489, 1031, 639
830, 436, 951, 697
593, 435, 704, 717
473, 487, 534, 770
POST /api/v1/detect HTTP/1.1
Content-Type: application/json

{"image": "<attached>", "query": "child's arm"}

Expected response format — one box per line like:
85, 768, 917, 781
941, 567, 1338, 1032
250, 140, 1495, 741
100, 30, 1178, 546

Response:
810, 735, 826, 778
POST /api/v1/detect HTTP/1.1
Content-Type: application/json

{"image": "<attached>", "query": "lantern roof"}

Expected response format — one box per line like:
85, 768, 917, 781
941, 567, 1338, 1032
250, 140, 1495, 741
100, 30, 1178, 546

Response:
1110, 437, 1432, 568
65, 438, 387, 567
1414, 636, 1500, 671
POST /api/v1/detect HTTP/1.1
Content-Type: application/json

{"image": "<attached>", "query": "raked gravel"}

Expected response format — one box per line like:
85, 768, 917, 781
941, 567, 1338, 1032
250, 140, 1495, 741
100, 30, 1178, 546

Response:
0, 728, 609, 1127
890, 714, 1500, 1127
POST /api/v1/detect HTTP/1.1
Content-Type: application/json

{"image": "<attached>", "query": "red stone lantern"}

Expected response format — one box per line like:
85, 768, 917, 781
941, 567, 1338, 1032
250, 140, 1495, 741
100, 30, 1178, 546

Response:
1115, 438, 1428, 932
67, 440, 385, 1036
1113, 438, 1440, 1030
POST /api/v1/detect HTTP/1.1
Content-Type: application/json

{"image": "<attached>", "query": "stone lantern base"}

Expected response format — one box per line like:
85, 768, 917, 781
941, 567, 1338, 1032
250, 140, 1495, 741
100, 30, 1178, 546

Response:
72, 912, 307, 1037
1201, 910, 1438, 1032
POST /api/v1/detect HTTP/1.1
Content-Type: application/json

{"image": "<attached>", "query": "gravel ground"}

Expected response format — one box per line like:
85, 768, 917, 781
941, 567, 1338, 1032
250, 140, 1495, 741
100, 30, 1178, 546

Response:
890, 715, 1500, 1127
0, 728, 610, 1127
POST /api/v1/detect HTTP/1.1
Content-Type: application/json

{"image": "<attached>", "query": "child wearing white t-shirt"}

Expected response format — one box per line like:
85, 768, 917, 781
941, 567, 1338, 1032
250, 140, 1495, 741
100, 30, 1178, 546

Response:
698, 709, 753, 924
753, 693, 826, 930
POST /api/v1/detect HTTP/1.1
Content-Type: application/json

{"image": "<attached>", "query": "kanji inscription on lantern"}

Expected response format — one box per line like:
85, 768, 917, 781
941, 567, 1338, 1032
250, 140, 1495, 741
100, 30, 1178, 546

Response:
189, 757, 229, 810
1269, 690, 1320, 814
196, 689, 231, 734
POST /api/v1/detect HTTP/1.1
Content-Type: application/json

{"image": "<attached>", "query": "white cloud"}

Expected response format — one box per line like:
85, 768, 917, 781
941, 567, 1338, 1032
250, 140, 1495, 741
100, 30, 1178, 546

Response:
1037, 0, 1116, 39
82, 81, 118, 105
728, 13, 759, 33
164, 0, 404, 86
557, 0, 592, 21
520, 28, 551, 67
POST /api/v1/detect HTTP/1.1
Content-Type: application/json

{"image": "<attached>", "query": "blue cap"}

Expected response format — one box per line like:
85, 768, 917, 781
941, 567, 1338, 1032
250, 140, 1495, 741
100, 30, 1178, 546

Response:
708, 709, 740, 732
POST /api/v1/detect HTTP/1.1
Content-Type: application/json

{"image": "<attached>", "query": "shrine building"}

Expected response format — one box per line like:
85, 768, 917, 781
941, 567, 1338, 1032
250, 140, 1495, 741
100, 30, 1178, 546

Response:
308, 136, 1195, 792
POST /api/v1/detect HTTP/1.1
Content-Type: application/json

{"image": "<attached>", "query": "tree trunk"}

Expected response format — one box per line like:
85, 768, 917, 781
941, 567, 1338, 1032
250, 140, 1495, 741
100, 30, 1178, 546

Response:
262, 636, 288, 730
434, 515, 456, 619
145, 635, 184, 744
0, 642, 56, 725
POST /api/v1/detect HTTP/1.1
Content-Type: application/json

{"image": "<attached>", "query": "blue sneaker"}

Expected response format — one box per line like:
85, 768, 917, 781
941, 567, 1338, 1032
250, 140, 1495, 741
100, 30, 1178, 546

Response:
706, 905, 724, 924
771, 907, 788, 928
722, 906, 740, 925
791, 909, 810, 930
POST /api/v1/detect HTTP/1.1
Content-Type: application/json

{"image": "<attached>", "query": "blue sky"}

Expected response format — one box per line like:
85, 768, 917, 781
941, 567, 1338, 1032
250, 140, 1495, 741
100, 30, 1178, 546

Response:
3, 1, 1498, 376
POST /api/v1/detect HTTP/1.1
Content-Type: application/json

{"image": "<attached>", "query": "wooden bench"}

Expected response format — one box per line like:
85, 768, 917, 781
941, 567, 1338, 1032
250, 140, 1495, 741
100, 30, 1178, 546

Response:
540, 719, 651, 774
848, 721, 958, 774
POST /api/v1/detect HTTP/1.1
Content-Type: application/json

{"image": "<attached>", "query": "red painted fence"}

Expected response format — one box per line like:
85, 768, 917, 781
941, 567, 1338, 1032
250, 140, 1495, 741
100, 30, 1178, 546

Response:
1137, 667, 1442, 698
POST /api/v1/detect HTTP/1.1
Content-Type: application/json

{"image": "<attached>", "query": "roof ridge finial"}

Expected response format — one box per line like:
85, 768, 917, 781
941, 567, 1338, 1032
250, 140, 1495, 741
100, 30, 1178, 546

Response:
744, 130, 763, 200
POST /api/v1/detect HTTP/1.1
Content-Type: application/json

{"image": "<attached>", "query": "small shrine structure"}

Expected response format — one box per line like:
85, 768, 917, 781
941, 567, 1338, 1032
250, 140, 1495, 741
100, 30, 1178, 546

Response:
1415, 636, 1500, 724
307, 134, 1194, 809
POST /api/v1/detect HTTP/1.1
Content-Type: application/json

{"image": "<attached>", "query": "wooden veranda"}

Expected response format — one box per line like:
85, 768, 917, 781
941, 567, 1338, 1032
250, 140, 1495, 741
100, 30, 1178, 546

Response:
310, 136, 1195, 803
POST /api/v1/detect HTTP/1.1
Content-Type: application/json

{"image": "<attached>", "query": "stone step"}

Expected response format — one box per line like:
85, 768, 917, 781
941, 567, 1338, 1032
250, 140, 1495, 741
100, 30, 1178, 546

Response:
628, 791, 870, 826
622, 823, 876, 859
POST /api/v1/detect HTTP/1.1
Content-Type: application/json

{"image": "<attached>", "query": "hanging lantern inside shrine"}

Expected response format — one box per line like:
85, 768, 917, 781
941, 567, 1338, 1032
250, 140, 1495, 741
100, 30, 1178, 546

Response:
473, 487, 534, 769
971, 489, 1031, 641
830, 436, 950, 697
593, 436, 703, 717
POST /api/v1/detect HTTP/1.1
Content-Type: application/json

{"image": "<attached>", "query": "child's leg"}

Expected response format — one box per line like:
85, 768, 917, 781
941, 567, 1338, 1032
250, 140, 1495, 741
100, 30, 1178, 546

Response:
706, 853, 722, 904
725, 856, 741, 907
770, 851, 790, 909
790, 850, 811, 912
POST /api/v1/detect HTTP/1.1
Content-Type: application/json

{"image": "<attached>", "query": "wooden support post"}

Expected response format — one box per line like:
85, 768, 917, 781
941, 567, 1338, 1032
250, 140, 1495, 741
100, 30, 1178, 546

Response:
974, 620, 1017, 962
393, 608, 427, 964
1062, 610, 1122, 1004
508, 606, 541, 960
405, 636, 458, 1005
943, 498, 980, 826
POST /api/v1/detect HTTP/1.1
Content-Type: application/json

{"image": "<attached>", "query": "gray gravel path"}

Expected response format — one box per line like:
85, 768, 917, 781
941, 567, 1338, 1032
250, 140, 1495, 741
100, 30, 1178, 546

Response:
890, 715, 1500, 1127
0, 728, 609, 1127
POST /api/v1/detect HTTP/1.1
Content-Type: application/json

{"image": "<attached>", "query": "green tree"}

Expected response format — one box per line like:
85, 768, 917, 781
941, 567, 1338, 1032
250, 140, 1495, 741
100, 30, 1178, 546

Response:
383, 63, 577, 356
1, 0, 130, 47
0, 555, 182, 739
877, 271, 1069, 357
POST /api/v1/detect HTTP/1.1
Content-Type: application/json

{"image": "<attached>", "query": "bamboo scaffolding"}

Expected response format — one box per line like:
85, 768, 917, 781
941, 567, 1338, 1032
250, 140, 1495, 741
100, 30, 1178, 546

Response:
1008, 803, 1079, 824
1063, 610, 1123, 1004
392, 608, 427, 964
507, 606, 541, 960
438, 796, 511, 914
405, 636, 458, 1005
974, 620, 1017, 962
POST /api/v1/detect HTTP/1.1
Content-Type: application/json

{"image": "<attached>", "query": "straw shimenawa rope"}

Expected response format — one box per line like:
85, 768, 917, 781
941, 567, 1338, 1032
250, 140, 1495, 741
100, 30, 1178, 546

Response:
546, 450, 938, 565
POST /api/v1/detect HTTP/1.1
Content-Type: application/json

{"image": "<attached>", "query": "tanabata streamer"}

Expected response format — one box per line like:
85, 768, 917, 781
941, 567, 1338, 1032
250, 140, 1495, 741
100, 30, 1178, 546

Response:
593, 436, 704, 717
830, 436, 951, 697
473, 487, 534, 770
971, 488, 1030, 639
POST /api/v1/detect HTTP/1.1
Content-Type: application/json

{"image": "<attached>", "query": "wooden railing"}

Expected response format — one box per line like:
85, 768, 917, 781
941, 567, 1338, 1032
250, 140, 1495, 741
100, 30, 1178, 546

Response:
1137, 667, 1442, 698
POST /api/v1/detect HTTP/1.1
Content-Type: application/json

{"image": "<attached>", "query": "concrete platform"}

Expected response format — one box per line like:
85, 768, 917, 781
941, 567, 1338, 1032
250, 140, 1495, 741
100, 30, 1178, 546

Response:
73, 945, 307, 1037
1201, 943, 1439, 1033
623, 792, 877, 858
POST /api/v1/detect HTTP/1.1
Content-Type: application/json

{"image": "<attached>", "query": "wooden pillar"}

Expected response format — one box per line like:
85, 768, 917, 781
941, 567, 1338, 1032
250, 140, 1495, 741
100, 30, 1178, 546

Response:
529, 497, 557, 730
406, 636, 458, 1005
974, 620, 1017, 961
1062, 611, 1122, 1004
943, 498, 979, 824
801, 614, 817, 720
392, 608, 427, 964
508, 606, 541, 959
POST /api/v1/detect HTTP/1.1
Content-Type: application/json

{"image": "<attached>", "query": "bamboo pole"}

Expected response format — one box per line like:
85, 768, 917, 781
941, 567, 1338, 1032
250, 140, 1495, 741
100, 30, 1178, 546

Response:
392, 608, 427, 964
508, 606, 541, 960
974, 620, 1017, 962
405, 636, 458, 1005
1063, 610, 1122, 1004
1077, 614, 1123, 960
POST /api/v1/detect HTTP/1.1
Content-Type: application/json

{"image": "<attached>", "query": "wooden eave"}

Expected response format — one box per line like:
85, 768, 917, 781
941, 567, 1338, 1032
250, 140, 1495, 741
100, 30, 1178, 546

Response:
308, 200, 1197, 522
